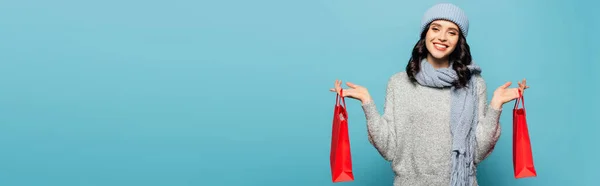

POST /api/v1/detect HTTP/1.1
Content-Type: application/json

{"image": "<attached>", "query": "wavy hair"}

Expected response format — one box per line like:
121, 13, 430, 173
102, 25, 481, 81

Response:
405, 22, 473, 88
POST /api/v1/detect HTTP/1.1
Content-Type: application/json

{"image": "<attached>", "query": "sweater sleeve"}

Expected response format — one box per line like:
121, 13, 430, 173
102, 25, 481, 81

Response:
474, 75, 503, 164
360, 77, 399, 162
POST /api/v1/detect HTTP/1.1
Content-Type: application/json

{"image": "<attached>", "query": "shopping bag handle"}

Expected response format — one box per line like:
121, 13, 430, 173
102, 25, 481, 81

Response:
514, 89, 525, 109
336, 89, 347, 109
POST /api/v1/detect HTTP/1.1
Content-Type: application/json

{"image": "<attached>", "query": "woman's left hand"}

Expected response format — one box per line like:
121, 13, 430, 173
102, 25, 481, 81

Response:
490, 79, 529, 110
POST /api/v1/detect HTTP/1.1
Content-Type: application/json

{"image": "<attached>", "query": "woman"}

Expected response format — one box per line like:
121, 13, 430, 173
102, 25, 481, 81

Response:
330, 3, 529, 186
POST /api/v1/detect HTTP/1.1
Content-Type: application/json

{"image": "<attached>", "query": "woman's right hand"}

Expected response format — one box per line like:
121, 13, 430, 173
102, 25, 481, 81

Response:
329, 80, 372, 104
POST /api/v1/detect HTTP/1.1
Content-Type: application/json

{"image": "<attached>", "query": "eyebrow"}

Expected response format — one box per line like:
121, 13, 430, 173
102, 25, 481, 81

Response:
431, 23, 459, 32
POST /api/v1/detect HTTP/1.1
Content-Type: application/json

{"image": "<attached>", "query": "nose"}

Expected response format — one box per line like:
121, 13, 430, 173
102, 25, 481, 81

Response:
438, 33, 447, 42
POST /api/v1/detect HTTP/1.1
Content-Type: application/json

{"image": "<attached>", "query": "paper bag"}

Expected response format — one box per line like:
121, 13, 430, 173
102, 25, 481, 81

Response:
330, 89, 354, 182
513, 90, 537, 179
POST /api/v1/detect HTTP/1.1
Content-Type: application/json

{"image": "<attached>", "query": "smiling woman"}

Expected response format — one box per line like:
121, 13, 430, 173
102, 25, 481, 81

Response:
407, 18, 474, 89
330, 3, 529, 186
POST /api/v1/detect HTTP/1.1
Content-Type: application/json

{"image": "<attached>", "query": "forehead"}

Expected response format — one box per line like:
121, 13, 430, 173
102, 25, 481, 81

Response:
430, 20, 459, 29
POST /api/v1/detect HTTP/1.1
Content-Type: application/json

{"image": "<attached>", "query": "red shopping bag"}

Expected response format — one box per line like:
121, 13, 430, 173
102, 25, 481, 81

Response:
513, 90, 537, 179
330, 89, 354, 182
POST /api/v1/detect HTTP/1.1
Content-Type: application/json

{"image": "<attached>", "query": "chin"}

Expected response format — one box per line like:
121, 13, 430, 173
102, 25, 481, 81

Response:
429, 52, 451, 59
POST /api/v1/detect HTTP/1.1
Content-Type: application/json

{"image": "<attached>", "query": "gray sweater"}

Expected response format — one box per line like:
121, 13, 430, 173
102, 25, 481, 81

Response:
361, 72, 502, 186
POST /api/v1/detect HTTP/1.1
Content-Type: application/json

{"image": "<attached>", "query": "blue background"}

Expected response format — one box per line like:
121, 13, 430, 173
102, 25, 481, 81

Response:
0, 0, 598, 185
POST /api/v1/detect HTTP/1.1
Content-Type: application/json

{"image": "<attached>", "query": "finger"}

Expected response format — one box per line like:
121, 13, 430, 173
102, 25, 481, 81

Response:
519, 80, 528, 91
334, 80, 338, 89
331, 88, 342, 94
519, 87, 524, 94
335, 80, 342, 92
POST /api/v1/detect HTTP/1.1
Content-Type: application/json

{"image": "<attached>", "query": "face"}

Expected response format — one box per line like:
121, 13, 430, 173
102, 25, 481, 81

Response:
424, 20, 460, 60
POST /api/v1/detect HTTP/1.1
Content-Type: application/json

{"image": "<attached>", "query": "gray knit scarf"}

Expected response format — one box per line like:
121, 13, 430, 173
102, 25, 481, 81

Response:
414, 58, 481, 186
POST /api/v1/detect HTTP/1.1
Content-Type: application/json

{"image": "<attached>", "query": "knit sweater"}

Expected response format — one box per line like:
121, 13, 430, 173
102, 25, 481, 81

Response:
361, 71, 502, 186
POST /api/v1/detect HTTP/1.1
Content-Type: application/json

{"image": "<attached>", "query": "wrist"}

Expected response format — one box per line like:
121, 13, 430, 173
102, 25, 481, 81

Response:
361, 95, 373, 104
490, 99, 502, 110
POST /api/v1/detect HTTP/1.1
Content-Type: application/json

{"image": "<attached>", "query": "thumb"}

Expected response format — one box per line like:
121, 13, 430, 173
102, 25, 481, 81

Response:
346, 82, 359, 88
499, 81, 512, 89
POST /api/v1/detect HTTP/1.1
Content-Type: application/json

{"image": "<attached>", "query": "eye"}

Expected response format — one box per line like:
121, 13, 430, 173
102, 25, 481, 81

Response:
449, 31, 457, 36
431, 27, 439, 31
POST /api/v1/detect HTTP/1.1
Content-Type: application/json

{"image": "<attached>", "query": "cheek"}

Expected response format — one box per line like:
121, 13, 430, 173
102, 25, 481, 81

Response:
448, 43, 457, 51
425, 41, 435, 52
448, 38, 459, 49
424, 34, 435, 49
425, 30, 436, 41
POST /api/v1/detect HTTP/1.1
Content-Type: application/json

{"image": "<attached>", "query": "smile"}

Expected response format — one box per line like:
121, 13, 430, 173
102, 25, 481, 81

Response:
433, 42, 448, 51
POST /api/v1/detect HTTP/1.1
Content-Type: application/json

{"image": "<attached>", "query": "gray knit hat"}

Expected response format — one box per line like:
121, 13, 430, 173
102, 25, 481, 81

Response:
421, 3, 469, 37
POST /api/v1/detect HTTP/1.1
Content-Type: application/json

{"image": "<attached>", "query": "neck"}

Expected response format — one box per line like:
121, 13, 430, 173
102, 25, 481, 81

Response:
426, 54, 450, 69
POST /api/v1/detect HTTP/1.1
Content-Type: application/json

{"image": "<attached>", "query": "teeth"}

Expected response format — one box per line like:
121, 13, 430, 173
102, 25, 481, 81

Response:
435, 44, 447, 48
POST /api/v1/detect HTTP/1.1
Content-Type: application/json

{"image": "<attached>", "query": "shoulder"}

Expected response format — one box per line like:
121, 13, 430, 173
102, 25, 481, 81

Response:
471, 74, 488, 94
384, 71, 416, 92
388, 71, 411, 84
472, 74, 485, 85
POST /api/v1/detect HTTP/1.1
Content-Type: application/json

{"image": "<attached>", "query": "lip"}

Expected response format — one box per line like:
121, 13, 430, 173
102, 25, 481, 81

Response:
432, 42, 449, 51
